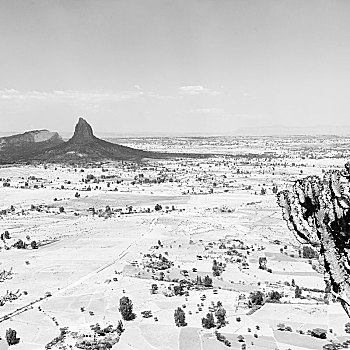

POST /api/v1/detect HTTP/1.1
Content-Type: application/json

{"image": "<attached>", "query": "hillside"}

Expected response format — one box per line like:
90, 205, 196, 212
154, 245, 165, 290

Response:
0, 118, 210, 164
0, 130, 63, 164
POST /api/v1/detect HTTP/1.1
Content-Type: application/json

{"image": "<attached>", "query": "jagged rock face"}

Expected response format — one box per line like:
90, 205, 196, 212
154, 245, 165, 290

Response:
70, 117, 95, 143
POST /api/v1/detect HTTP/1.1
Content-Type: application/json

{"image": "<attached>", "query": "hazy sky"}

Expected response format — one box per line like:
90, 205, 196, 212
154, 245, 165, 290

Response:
1, 0, 350, 135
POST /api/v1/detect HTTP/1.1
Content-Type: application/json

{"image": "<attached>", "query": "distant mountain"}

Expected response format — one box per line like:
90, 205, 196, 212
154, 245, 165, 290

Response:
0, 118, 208, 164
0, 130, 63, 164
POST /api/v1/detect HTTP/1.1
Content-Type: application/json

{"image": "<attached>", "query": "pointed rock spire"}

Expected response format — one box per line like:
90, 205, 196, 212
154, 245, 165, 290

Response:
70, 117, 95, 143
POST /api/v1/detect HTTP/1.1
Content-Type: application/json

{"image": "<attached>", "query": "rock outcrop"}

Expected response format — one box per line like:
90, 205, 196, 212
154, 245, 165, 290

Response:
0, 117, 210, 164
0, 130, 63, 164
70, 117, 95, 143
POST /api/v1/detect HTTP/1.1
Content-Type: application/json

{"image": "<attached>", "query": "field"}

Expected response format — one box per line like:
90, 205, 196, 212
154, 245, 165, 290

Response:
1, 135, 350, 349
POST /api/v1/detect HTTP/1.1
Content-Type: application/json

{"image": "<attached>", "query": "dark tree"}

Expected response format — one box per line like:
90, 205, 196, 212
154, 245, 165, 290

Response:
267, 291, 282, 303
310, 328, 327, 339
119, 296, 136, 321
295, 285, 302, 298
116, 320, 124, 335
203, 275, 213, 287
31, 241, 38, 249
212, 260, 224, 277
150, 284, 158, 294
13, 239, 26, 249
258, 257, 267, 270
6, 328, 20, 346
155, 204, 162, 211
202, 312, 215, 329
215, 303, 227, 327
174, 307, 187, 327
249, 291, 264, 306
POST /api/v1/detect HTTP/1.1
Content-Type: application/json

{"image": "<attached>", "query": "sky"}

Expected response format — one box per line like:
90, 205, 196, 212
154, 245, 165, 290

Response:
1, 0, 350, 136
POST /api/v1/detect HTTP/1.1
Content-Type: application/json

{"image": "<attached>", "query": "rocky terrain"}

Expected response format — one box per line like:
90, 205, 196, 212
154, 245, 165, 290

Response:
0, 130, 63, 164
0, 118, 210, 165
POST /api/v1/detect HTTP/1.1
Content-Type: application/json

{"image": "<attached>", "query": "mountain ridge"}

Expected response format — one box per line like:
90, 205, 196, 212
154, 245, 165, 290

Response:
0, 117, 209, 164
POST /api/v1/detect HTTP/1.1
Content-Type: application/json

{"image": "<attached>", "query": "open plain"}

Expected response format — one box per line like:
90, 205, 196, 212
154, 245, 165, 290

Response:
1, 135, 350, 350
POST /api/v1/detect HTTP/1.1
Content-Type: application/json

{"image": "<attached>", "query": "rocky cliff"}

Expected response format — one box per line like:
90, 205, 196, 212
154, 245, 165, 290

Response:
0, 130, 63, 164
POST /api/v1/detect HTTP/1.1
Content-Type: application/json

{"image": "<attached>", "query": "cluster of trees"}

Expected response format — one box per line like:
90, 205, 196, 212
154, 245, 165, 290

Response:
0, 230, 10, 240
215, 331, 231, 347
249, 291, 264, 306
212, 260, 225, 277
196, 275, 213, 288
201, 301, 227, 329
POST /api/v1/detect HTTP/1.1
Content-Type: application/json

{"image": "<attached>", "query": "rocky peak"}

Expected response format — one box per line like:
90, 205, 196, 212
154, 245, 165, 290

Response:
70, 117, 95, 143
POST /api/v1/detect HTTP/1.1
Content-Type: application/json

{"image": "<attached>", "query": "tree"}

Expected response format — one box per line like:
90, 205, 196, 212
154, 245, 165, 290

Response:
268, 291, 282, 303
295, 285, 302, 298
116, 320, 124, 335
237, 335, 245, 342
31, 241, 38, 249
150, 284, 158, 294
203, 275, 213, 287
119, 296, 136, 321
215, 303, 227, 327
13, 239, 26, 249
155, 204, 162, 211
258, 257, 267, 270
6, 328, 20, 346
249, 291, 264, 306
310, 328, 327, 339
212, 260, 224, 277
202, 312, 215, 329
277, 163, 350, 317
59, 206, 64, 213
174, 307, 187, 327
